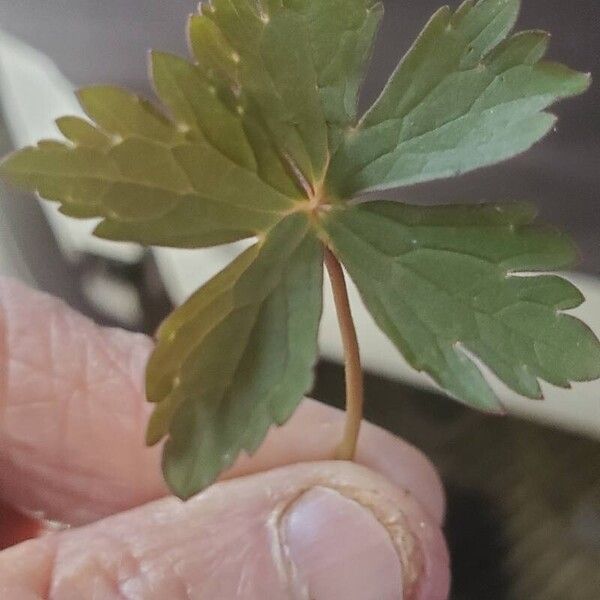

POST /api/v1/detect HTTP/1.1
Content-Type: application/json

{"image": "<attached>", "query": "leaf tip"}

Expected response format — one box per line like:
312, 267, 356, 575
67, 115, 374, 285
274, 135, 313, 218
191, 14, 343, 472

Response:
145, 428, 161, 448
149, 48, 169, 70
162, 449, 206, 501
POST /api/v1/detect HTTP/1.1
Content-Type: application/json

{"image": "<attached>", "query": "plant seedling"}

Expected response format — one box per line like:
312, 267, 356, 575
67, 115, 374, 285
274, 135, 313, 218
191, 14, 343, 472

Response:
2, 0, 600, 500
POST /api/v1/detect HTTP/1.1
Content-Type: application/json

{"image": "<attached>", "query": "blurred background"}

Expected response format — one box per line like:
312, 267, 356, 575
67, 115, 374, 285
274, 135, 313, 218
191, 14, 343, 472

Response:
0, 1, 599, 597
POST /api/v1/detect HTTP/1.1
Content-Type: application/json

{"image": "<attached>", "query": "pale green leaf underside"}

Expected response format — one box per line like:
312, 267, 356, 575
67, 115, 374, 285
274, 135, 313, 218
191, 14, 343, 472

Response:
326, 0, 590, 196
147, 213, 323, 498
323, 201, 600, 411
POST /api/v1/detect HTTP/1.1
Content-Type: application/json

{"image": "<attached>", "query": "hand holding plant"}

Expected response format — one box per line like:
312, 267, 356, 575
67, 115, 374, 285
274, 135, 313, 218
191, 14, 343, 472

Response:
0, 279, 448, 598
2, 0, 598, 505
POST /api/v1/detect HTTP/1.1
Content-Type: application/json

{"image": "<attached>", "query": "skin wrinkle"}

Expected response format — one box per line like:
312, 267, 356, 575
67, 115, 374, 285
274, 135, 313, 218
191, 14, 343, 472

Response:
168, 560, 195, 600
0, 281, 157, 519
23, 536, 59, 600
266, 502, 306, 600
0, 424, 446, 598
94, 328, 148, 403
90, 560, 127, 600
0, 330, 143, 434
101, 532, 148, 600
0, 276, 446, 548
49, 305, 74, 469
0, 285, 129, 396
3, 354, 85, 391
126, 336, 150, 462
0, 437, 133, 518
40, 540, 57, 600
51, 533, 119, 600
41, 465, 440, 598
236, 529, 268, 598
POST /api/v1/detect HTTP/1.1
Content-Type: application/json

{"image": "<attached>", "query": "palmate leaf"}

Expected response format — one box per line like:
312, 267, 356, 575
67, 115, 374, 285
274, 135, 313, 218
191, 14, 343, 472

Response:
322, 201, 600, 411
1, 0, 598, 499
326, 0, 590, 196
146, 213, 323, 498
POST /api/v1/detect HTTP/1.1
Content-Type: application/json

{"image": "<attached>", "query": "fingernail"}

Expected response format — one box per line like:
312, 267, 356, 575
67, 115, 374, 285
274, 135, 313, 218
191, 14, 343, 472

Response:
282, 487, 403, 600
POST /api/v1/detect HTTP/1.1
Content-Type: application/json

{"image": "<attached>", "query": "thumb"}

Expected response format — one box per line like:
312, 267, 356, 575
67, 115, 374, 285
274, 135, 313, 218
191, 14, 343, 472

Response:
0, 462, 449, 600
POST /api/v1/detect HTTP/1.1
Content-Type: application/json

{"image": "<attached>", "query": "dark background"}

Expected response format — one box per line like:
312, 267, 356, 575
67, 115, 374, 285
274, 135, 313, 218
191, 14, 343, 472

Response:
0, 2, 599, 598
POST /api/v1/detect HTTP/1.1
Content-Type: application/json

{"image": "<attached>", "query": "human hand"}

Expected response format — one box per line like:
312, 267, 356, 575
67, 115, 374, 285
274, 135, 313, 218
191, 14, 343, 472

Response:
0, 278, 449, 599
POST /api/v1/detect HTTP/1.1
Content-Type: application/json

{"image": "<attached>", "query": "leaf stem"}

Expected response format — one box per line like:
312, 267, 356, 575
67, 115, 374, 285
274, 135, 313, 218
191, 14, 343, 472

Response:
324, 247, 364, 461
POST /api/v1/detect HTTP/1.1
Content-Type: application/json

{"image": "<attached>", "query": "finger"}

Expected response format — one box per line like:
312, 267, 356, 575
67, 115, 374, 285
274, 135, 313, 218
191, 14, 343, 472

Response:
227, 400, 445, 523
0, 462, 450, 600
0, 278, 443, 524
0, 502, 41, 551
0, 277, 157, 525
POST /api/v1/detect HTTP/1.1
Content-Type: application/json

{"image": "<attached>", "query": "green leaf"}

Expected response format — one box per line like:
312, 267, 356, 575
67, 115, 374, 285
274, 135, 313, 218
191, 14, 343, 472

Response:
322, 201, 600, 411
281, 0, 384, 147
188, 0, 382, 184
150, 51, 258, 173
326, 0, 590, 196
77, 86, 183, 145
189, 1, 327, 184
56, 116, 112, 150
147, 213, 323, 498
0, 129, 296, 248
